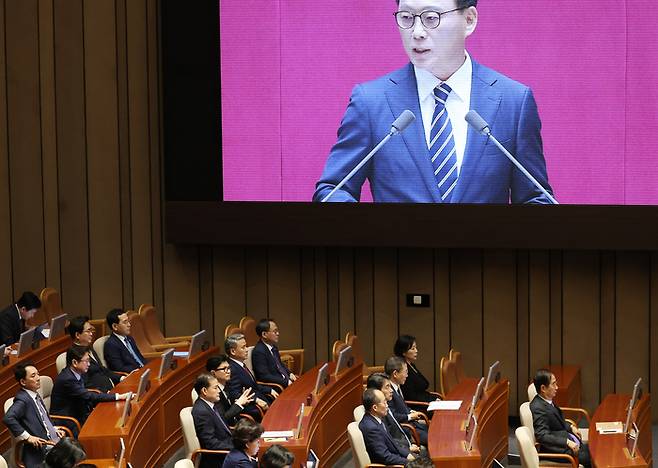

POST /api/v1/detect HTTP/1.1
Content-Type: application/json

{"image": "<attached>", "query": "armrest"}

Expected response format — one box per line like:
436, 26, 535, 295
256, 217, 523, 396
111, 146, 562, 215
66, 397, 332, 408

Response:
142, 351, 164, 359
400, 422, 420, 445
14, 439, 26, 468
429, 390, 444, 400
54, 425, 74, 438
88, 388, 102, 394
191, 449, 230, 465
151, 342, 187, 351
413, 411, 429, 425
164, 335, 193, 342
562, 407, 591, 426
50, 414, 82, 433
257, 381, 284, 395
537, 452, 578, 468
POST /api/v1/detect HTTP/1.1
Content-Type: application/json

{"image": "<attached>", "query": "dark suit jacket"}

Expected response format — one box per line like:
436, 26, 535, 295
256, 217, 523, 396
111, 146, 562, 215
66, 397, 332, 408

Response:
401, 362, 433, 403
384, 411, 412, 453
2, 389, 51, 468
50, 367, 116, 425
222, 449, 258, 468
226, 359, 271, 402
103, 333, 146, 373
217, 387, 244, 426
251, 340, 290, 387
390, 388, 428, 446
358, 413, 409, 466
313, 60, 553, 204
530, 395, 573, 453
191, 398, 232, 468
0, 304, 24, 346
84, 347, 120, 392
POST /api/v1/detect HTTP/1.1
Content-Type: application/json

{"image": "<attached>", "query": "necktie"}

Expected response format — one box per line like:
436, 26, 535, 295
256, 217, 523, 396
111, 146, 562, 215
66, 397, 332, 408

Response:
429, 83, 458, 202
36, 394, 59, 443
123, 337, 144, 367
388, 410, 412, 447
243, 364, 256, 383
271, 347, 288, 379
213, 403, 231, 434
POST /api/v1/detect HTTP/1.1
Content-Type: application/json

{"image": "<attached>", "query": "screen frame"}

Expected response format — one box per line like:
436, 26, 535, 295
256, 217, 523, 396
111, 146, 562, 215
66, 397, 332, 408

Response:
161, 2, 658, 251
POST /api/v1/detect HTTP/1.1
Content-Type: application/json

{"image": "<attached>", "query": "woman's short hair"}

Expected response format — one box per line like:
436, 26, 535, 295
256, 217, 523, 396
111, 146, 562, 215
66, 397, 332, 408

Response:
393, 335, 416, 357
43, 437, 86, 468
261, 444, 295, 468
231, 418, 264, 450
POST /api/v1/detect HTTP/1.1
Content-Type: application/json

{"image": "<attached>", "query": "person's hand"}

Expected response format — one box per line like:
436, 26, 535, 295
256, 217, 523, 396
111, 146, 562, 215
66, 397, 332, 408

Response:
119, 392, 133, 400
407, 454, 416, 462
410, 444, 420, 453
236, 388, 255, 407
566, 439, 579, 453
56, 429, 66, 439
270, 389, 279, 398
256, 398, 269, 410
119, 375, 126, 381
410, 411, 423, 421
26, 435, 47, 447
3, 346, 11, 357
289, 373, 297, 382
571, 425, 581, 439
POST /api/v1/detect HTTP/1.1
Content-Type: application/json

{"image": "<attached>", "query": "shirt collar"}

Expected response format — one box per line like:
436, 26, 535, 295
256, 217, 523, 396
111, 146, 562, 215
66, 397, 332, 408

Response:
230, 357, 245, 367
201, 396, 216, 409
539, 394, 553, 405
24, 388, 38, 400
70, 368, 82, 380
113, 332, 126, 343
414, 52, 473, 104
264, 341, 274, 352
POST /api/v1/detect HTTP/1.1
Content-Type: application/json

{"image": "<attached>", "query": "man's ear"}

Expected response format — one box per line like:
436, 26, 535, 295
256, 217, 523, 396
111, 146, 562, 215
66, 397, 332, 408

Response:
464, 7, 478, 37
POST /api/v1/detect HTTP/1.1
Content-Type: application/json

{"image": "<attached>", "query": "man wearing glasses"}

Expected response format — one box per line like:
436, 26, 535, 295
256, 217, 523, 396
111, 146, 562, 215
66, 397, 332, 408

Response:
206, 355, 255, 425
313, 0, 553, 204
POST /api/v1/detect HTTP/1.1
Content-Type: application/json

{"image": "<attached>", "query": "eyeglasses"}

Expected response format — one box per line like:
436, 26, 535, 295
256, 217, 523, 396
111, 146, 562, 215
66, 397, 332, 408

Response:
394, 8, 466, 30
215, 366, 231, 372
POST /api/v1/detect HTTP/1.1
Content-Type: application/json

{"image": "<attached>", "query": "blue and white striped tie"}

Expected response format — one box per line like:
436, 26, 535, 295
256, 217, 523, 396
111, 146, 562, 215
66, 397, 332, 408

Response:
429, 83, 458, 202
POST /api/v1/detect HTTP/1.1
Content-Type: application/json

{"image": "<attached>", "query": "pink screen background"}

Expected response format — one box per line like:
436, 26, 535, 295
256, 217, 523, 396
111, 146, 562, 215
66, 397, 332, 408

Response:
220, 0, 658, 204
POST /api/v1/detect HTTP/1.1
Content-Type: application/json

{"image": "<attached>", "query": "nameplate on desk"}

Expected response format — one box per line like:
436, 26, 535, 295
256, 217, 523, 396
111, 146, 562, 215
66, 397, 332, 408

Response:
428, 400, 462, 411
262, 430, 294, 441
172, 351, 189, 358
595, 421, 623, 434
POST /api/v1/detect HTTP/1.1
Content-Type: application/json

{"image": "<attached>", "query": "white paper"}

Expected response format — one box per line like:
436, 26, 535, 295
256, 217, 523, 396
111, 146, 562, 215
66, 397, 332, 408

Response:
10, 349, 17, 355
41, 329, 50, 338
428, 400, 462, 411
595, 421, 623, 434
262, 430, 294, 438
173, 351, 189, 358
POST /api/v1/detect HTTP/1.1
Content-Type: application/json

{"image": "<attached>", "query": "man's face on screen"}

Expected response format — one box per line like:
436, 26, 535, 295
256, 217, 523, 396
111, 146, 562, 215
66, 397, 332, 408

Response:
397, 0, 477, 79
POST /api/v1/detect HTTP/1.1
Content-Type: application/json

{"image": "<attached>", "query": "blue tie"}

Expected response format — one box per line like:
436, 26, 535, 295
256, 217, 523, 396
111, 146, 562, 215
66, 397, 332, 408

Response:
429, 83, 458, 201
124, 337, 144, 367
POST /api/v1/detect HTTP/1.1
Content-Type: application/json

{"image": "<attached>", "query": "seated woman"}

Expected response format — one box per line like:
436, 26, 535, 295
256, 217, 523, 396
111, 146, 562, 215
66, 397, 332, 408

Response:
393, 335, 439, 404
222, 419, 264, 468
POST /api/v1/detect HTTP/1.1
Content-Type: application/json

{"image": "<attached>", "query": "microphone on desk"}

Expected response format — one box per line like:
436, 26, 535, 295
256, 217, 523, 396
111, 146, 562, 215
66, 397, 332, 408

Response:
464, 110, 559, 205
321, 110, 416, 202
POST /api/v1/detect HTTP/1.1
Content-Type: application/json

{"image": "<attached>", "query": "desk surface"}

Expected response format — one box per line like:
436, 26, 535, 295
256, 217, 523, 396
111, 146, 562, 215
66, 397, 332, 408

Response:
79, 347, 217, 467
589, 393, 652, 468
428, 377, 509, 468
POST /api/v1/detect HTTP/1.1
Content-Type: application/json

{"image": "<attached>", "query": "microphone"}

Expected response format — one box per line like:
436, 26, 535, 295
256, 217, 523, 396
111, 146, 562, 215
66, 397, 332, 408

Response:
321, 111, 416, 202
464, 110, 558, 205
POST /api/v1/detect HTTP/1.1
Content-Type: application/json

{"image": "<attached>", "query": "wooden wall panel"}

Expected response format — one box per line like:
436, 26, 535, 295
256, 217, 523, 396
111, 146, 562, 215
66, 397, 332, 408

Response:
162, 245, 200, 336
268, 248, 302, 349
600, 252, 616, 396
373, 249, 398, 366
313, 248, 329, 363
549, 251, 563, 364
338, 248, 355, 340
213, 246, 246, 338
245, 247, 268, 317
516, 251, 530, 406
5, 0, 46, 295
433, 250, 451, 390
528, 252, 550, 377
300, 248, 317, 368
651, 253, 658, 423
0, 0, 13, 302
354, 248, 374, 365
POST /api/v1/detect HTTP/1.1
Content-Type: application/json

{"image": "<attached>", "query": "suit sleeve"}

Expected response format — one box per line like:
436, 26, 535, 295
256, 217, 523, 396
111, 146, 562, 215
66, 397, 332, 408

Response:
193, 410, 232, 451
226, 372, 243, 401
390, 397, 410, 423
363, 426, 408, 465
3, 399, 29, 438
511, 88, 554, 204
532, 403, 568, 449
62, 376, 115, 403
0, 312, 15, 346
104, 339, 131, 373
252, 347, 286, 386
313, 84, 374, 203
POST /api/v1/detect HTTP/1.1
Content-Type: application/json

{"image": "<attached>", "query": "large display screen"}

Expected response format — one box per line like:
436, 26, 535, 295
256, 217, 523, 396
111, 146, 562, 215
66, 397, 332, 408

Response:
220, 0, 658, 205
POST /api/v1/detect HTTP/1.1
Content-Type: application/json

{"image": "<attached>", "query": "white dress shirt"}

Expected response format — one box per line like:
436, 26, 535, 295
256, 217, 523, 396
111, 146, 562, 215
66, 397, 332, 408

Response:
414, 53, 473, 174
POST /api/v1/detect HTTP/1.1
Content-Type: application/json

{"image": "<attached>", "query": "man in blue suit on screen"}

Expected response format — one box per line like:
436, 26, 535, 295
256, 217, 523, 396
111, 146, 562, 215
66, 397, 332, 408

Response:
313, 0, 554, 204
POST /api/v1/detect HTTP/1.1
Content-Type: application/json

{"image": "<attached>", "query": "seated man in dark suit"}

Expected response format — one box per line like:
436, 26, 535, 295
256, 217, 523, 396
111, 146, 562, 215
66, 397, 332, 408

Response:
68, 316, 121, 392
103, 308, 146, 373
2, 363, 65, 468
0, 291, 41, 346
251, 319, 297, 388
366, 372, 425, 455
225, 333, 277, 420
222, 418, 263, 468
206, 355, 255, 426
359, 388, 415, 465
530, 369, 591, 467
51, 347, 132, 430
385, 356, 429, 445
191, 373, 233, 468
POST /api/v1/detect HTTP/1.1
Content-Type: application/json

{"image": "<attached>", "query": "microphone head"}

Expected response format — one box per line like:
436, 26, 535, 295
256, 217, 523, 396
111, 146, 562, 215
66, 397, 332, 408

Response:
391, 110, 416, 134
465, 110, 490, 135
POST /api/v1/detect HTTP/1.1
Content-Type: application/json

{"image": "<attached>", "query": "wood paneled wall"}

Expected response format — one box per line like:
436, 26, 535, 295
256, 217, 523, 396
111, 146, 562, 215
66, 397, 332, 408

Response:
0, 1, 656, 423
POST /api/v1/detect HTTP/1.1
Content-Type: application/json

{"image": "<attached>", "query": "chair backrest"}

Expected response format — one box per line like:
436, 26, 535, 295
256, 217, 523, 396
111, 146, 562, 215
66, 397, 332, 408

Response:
127, 311, 156, 353
93, 335, 110, 368
527, 381, 538, 401
241, 317, 258, 346
55, 352, 67, 374
36, 287, 62, 325
0, 454, 7, 468
347, 421, 371, 468
180, 407, 201, 459
515, 426, 540, 468
4, 397, 13, 414
191, 388, 198, 405
450, 350, 465, 383
441, 357, 459, 395
346, 335, 364, 363
332, 340, 348, 362
139, 304, 168, 345
245, 346, 255, 373
38, 376, 54, 411
353, 405, 365, 422
224, 323, 240, 340
89, 318, 108, 340
519, 402, 535, 442
174, 460, 194, 468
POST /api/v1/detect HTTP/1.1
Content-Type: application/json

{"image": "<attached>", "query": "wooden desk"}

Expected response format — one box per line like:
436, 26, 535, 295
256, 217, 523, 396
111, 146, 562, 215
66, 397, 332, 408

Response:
79, 347, 217, 467
0, 335, 72, 451
428, 378, 509, 468
260, 360, 364, 467
548, 365, 582, 408
589, 393, 652, 468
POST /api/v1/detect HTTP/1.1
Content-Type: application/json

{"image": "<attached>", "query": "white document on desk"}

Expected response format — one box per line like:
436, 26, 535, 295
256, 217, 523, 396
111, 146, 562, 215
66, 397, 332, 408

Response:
173, 351, 189, 358
428, 400, 462, 411
262, 430, 294, 438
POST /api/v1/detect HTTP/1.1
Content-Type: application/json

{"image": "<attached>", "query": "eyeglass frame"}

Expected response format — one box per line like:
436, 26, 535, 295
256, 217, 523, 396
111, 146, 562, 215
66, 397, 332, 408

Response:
393, 7, 467, 30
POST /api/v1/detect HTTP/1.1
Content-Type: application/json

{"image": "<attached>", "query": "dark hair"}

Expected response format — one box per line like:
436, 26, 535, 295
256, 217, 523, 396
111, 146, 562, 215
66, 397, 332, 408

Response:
68, 315, 90, 339
14, 362, 36, 383
395, 0, 478, 7
206, 354, 230, 372
194, 373, 216, 396
225, 333, 245, 355
384, 356, 406, 376
393, 335, 416, 357
43, 437, 86, 468
16, 291, 41, 310
66, 345, 89, 367
261, 444, 295, 468
366, 372, 390, 391
256, 318, 274, 337
362, 388, 383, 412
533, 368, 553, 395
106, 308, 124, 329
232, 418, 264, 450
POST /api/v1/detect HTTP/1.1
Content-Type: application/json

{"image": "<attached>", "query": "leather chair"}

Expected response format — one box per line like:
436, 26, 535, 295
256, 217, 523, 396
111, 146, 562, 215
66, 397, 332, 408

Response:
179, 406, 229, 465
353, 405, 366, 422
93, 335, 110, 368
0, 455, 7, 468
55, 352, 66, 374
245, 346, 284, 395
440, 356, 459, 396
239, 317, 259, 347
516, 426, 580, 468
519, 402, 535, 442
126, 312, 165, 359
527, 382, 589, 439
138, 304, 191, 349
224, 323, 241, 339
347, 421, 403, 468
449, 349, 465, 383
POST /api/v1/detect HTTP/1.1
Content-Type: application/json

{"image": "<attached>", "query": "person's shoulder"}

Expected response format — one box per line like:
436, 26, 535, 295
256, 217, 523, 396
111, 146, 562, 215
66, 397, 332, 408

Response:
253, 340, 266, 352
472, 60, 531, 94
355, 63, 414, 93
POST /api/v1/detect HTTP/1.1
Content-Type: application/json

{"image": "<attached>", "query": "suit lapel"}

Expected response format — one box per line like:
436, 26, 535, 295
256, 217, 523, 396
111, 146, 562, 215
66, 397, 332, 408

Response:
451, 61, 502, 203
385, 64, 443, 203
